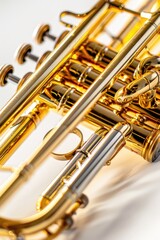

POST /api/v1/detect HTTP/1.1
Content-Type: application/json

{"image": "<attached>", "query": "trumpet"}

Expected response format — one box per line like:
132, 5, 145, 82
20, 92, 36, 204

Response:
0, 0, 160, 239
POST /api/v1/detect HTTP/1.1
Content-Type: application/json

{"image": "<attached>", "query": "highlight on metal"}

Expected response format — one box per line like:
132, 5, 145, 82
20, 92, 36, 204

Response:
0, 0, 160, 239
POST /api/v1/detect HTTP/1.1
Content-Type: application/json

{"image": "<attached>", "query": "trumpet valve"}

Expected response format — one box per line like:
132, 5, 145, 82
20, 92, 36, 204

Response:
0, 64, 14, 86
33, 23, 56, 44
14, 43, 51, 69
0, 64, 33, 91
33, 23, 69, 49
15, 43, 38, 64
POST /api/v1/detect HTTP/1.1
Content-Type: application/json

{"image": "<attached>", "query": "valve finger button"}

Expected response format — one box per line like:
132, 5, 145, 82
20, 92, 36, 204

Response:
0, 64, 14, 86
15, 43, 38, 64
33, 24, 56, 44
0, 64, 32, 91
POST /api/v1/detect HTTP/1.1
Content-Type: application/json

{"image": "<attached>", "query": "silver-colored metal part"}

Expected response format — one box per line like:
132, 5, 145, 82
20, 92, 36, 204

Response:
67, 122, 131, 195
41, 128, 108, 201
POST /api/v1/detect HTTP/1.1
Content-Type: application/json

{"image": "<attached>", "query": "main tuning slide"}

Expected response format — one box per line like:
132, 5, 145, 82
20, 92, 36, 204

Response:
0, 0, 160, 239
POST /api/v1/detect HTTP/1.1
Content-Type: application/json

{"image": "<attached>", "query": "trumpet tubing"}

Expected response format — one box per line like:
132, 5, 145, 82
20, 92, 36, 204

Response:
0, 0, 160, 239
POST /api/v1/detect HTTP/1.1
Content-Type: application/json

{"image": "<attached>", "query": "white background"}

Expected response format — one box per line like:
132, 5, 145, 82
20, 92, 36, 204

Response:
0, 1, 160, 240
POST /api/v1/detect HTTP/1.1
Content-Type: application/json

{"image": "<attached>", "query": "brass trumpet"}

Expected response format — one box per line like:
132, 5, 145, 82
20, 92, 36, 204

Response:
0, 0, 160, 239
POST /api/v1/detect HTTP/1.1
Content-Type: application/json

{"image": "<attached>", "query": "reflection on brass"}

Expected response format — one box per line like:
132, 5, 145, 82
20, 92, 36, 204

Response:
0, 0, 160, 239
54, 30, 70, 49
17, 72, 33, 90
0, 103, 49, 164
36, 51, 51, 70
41, 81, 160, 162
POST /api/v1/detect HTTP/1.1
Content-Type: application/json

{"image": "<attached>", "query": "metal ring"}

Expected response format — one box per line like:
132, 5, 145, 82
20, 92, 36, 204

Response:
78, 66, 93, 84
44, 128, 83, 160
57, 87, 75, 112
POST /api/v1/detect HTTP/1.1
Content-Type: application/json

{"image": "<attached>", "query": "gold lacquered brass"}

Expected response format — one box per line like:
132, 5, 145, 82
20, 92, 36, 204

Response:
0, 0, 160, 239
0, 103, 48, 164
0, 0, 112, 134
